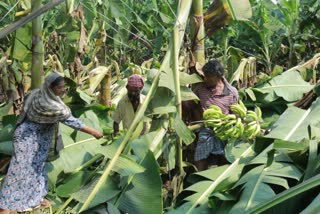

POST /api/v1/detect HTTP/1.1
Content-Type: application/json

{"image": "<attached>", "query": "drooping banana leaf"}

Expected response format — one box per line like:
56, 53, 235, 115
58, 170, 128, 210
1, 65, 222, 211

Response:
0, 124, 14, 142
0, 141, 13, 155
300, 192, 320, 214
118, 151, 162, 214
0, 102, 12, 120
55, 170, 94, 197
46, 138, 145, 186
204, 0, 252, 36
229, 161, 302, 213
267, 98, 320, 141
130, 120, 168, 159
75, 110, 103, 141
71, 174, 121, 212
254, 70, 314, 103
172, 146, 256, 213
247, 174, 320, 214
114, 123, 168, 213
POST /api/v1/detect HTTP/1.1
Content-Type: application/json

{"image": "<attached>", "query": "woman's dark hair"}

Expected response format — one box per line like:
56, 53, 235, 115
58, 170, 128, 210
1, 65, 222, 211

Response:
202, 59, 224, 78
50, 76, 64, 87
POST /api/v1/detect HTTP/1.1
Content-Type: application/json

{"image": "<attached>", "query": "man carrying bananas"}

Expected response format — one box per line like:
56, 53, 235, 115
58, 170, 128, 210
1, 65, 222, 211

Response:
189, 60, 239, 170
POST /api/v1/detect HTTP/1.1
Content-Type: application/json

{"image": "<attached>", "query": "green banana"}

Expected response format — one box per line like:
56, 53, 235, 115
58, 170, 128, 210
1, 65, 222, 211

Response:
255, 106, 262, 120
203, 109, 224, 120
246, 110, 258, 121
224, 114, 237, 120
230, 104, 246, 118
209, 105, 222, 113
224, 119, 237, 127
239, 100, 247, 112
224, 126, 236, 135
203, 100, 263, 142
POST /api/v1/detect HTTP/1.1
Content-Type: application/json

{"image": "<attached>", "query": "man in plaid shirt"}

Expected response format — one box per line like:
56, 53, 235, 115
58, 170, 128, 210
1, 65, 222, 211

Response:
186, 60, 239, 170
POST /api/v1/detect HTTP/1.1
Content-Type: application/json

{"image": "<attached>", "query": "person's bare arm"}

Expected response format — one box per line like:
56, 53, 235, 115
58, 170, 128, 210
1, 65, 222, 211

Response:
80, 125, 103, 139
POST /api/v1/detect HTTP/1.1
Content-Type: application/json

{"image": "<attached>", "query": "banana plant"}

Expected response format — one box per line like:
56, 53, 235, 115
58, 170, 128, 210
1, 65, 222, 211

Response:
171, 89, 320, 212
276, 0, 300, 68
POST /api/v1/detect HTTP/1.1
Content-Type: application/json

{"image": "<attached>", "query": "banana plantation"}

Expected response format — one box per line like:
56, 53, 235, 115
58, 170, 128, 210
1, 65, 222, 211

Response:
1, 0, 320, 213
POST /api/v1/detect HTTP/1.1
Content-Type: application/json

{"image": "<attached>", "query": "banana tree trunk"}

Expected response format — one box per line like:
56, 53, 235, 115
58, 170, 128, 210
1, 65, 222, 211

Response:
31, 0, 44, 89
190, 0, 205, 65
172, 26, 184, 191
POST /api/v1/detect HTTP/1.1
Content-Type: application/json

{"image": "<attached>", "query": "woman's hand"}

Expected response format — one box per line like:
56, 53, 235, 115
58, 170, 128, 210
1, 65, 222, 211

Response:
80, 125, 103, 139
92, 130, 103, 139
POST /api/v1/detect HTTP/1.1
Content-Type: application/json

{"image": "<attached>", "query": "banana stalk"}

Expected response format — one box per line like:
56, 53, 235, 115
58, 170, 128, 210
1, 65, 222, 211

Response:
172, 25, 184, 192
190, 0, 205, 65
31, 0, 44, 89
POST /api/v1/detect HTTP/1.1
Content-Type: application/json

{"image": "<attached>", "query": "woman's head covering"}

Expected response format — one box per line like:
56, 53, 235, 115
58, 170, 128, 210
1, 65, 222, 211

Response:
23, 72, 71, 124
127, 74, 144, 88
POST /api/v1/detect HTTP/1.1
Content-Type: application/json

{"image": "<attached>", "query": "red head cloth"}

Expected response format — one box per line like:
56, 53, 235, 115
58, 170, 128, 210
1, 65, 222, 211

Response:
127, 74, 144, 88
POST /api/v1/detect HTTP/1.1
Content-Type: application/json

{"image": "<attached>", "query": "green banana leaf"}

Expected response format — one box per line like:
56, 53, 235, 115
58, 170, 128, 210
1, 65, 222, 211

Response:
71, 174, 121, 212
0, 141, 13, 155
0, 102, 12, 120
0, 124, 14, 142
229, 161, 302, 213
131, 120, 168, 159
46, 138, 145, 186
300, 193, 320, 214
254, 70, 313, 103
56, 170, 94, 197
75, 110, 103, 141
267, 98, 320, 141
173, 114, 195, 145
248, 174, 320, 214
12, 24, 32, 62
173, 146, 256, 213
118, 151, 162, 214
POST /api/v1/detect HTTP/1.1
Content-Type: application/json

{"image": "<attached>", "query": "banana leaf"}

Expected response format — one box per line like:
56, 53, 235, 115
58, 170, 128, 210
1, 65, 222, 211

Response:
46, 138, 145, 186
56, 170, 94, 197
118, 151, 162, 214
267, 98, 320, 141
0, 124, 14, 142
0, 141, 13, 155
131, 120, 168, 159
0, 102, 12, 120
254, 70, 313, 103
248, 174, 320, 213
75, 110, 103, 141
71, 174, 121, 212
173, 146, 256, 213
229, 161, 302, 213
204, 0, 252, 36
300, 193, 320, 214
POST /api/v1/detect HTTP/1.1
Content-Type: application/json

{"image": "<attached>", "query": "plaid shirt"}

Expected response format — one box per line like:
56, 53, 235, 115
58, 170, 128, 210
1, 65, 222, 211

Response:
193, 79, 239, 115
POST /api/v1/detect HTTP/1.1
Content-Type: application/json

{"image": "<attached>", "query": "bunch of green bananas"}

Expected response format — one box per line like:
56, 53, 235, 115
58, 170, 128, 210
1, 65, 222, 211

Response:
203, 101, 262, 142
